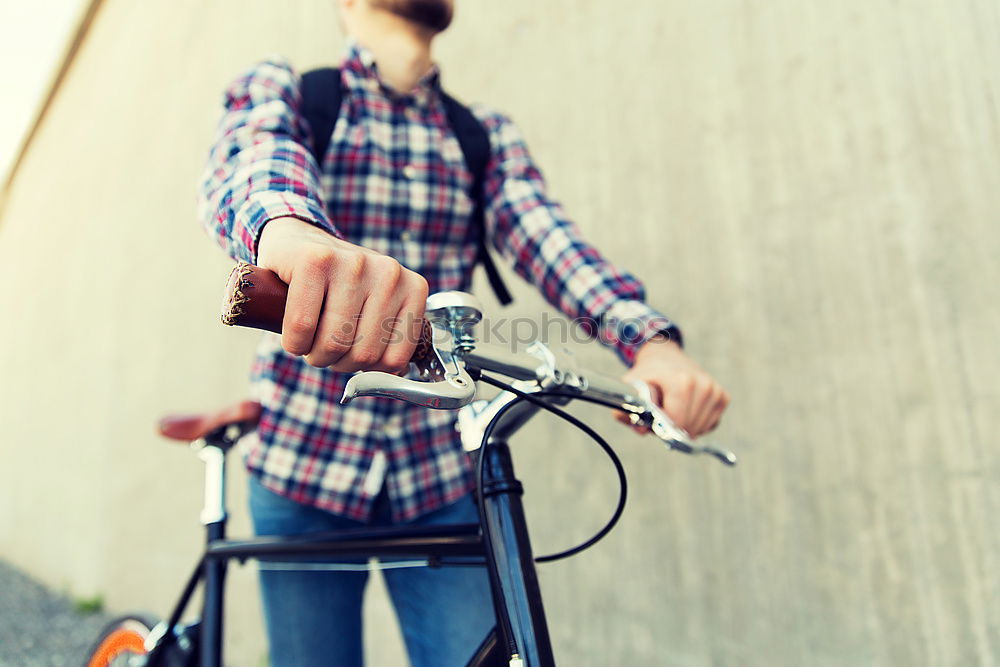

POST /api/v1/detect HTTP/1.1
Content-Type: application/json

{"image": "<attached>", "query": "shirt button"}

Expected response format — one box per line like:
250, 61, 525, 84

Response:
402, 164, 417, 179
400, 230, 413, 242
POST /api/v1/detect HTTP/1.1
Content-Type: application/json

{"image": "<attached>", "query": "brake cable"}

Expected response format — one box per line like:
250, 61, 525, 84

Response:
475, 374, 629, 564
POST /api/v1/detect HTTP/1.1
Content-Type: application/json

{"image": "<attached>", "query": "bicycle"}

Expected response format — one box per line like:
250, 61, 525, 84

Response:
84, 262, 735, 667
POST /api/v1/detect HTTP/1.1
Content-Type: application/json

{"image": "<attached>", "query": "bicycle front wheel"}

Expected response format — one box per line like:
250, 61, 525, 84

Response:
83, 615, 157, 667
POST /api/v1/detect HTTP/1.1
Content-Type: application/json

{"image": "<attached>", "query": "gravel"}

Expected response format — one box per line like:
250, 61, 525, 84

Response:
0, 559, 113, 667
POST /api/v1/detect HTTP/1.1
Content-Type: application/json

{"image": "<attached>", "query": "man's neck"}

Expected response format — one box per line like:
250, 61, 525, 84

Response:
350, 14, 435, 93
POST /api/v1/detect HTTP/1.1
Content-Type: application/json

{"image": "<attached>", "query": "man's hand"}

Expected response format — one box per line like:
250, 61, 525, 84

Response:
618, 337, 730, 438
256, 216, 429, 373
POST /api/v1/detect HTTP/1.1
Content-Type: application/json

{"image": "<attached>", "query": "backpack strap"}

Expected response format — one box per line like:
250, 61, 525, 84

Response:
300, 67, 343, 167
300, 68, 513, 306
440, 92, 513, 306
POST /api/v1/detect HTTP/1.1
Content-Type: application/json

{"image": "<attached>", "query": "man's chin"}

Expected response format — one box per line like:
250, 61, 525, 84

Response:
371, 0, 454, 34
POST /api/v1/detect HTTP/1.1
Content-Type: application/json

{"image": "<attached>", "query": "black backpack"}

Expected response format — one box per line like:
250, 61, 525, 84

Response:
300, 67, 512, 306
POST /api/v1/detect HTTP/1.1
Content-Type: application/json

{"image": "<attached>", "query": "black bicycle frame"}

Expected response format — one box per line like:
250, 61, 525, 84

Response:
145, 437, 555, 667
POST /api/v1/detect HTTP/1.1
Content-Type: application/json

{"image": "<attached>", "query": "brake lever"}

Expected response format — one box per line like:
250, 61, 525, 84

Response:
628, 381, 737, 466
341, 292, 482, 409
342, 366, 475, 409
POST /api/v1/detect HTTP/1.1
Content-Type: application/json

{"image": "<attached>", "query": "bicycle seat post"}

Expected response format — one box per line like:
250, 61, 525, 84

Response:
198, 419, 263, 667
196, 429, 232, 667
158, 401, 261, 667
194, 434, 228, 540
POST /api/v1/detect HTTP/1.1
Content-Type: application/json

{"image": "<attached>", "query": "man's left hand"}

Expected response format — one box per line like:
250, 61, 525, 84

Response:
617, 337, 730, 439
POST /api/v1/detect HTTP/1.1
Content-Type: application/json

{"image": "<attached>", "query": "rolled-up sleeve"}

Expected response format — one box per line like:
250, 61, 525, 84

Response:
197, 57, 340, 264
474, 107, 682, 365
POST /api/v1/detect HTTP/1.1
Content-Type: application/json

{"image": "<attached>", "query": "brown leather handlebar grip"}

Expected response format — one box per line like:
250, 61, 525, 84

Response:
221, 262, 288, 334
221, 262, 437, 367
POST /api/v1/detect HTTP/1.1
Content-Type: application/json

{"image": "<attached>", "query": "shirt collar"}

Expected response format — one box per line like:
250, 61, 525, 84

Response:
341, 39, 441, 109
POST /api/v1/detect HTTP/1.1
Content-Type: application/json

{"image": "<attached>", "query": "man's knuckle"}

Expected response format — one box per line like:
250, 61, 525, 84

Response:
377, 256, 403, 283
383, 348, 412, 370
303, 353, 327, 368
341, 254, 367, 281
284, 340, 308, 356
352, 346, 381, 367
402, 272, 429, 304
301, 247, 335, 273
324, 339, 351, 358
288, 314, 317, 336
702, 382, 716, 398
412, 272, 429, 296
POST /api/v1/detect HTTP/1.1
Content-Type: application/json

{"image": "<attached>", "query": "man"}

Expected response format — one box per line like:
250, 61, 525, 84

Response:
199, 0, 730, 664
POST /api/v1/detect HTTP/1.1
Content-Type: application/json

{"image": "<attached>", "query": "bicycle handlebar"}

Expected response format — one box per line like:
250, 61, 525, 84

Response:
220, 262, 736, 465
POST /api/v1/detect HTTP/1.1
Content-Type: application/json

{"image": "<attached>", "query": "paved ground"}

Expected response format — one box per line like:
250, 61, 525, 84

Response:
0, 559, 112, 667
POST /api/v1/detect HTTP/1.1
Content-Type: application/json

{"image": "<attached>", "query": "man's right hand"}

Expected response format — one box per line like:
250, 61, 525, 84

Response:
256, 216, 428, 374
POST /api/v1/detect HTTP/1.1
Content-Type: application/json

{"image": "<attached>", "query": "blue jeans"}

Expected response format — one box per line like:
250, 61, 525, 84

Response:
248, 476, 494, 667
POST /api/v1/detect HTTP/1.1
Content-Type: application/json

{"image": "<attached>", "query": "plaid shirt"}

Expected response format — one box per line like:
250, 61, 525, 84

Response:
199, 43, 679, 522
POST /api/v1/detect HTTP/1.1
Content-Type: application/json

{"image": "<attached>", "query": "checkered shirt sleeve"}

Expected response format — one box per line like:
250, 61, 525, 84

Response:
197, 56, 340, 264
473, 108, 681, 365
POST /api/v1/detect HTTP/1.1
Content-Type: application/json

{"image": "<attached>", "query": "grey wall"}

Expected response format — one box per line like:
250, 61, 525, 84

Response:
1, 1, 998, 665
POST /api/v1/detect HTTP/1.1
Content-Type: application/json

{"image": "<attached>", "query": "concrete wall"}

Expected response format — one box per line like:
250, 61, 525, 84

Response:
1, 0, 998, 664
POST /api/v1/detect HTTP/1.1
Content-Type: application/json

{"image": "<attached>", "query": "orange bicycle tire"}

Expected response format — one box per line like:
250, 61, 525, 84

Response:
83, 615, 156, 667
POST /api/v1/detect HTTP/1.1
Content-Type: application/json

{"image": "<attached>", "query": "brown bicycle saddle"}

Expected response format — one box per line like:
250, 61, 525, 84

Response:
158, 400, 262, 442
